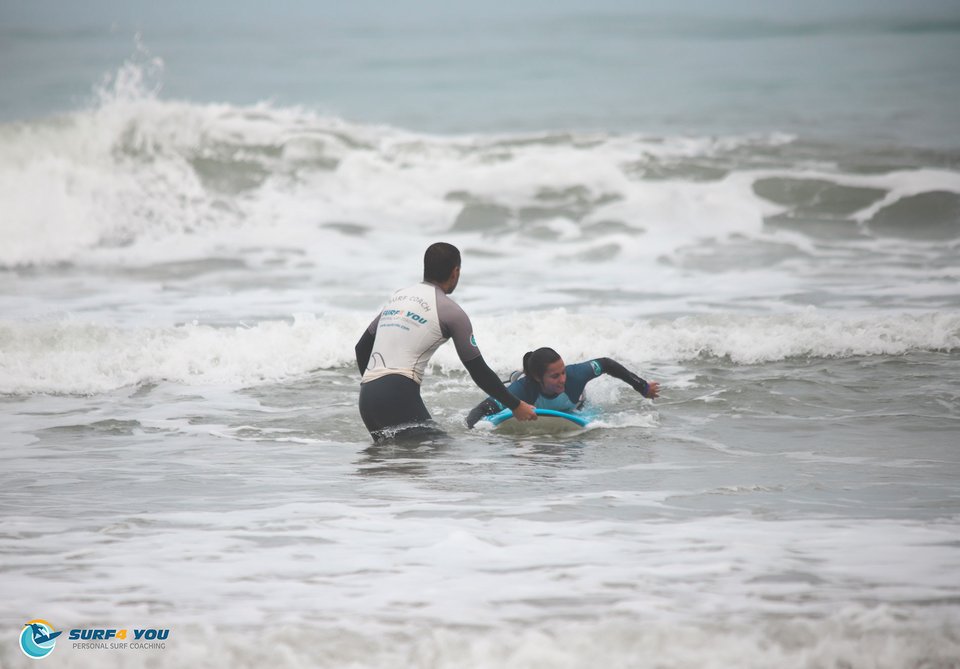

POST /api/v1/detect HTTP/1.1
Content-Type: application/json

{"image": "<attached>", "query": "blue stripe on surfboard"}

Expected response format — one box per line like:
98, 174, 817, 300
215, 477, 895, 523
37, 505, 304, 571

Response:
485, 408, 591, 428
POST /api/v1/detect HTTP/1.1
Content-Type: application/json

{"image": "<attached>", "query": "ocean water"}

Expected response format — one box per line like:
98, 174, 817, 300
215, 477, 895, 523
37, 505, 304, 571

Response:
2, 1, 960, 667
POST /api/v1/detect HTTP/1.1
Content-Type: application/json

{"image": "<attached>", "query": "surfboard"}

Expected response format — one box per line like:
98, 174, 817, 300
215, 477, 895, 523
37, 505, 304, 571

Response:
483, 408, 592, 434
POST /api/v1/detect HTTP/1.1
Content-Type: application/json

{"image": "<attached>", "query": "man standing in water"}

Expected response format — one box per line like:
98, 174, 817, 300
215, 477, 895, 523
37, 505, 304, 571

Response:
355, 242, 537, 441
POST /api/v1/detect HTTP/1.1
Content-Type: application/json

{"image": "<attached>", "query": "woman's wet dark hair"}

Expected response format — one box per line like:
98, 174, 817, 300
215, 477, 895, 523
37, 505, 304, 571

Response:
522, 347, 561, 389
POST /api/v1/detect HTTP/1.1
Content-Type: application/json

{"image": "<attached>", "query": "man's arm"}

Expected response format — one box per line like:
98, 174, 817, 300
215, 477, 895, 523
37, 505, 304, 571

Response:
437, 294, 535, 420
463, 355, 522, 410
354, 315, 380, 376
597, 358, 659, 398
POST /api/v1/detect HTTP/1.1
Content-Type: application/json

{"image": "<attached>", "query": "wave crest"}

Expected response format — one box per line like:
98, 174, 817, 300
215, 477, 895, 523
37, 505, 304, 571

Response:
2, 58, 958, 272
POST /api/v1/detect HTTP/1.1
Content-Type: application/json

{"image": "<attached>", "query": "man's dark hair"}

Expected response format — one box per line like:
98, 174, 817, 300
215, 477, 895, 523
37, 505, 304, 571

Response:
423, 242, 461, 283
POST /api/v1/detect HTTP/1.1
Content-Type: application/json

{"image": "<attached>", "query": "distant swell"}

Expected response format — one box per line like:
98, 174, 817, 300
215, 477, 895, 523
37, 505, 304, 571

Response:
569, 14, 960, 40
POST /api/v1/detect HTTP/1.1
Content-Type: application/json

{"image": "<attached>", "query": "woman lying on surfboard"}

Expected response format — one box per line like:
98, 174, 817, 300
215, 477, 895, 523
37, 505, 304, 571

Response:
465, 347, 659, 428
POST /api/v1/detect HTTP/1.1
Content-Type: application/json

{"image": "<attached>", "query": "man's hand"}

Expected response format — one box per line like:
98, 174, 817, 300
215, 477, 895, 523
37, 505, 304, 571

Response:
644, 381, 660, 399
512, 401, 538, 421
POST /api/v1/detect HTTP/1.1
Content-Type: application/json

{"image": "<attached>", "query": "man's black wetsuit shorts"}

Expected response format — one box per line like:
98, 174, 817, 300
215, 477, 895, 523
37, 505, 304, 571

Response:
358, 374, 439, 441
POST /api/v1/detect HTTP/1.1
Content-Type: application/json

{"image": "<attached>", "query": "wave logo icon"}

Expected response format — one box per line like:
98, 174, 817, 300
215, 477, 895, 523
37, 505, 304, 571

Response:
20, 619, 62, 659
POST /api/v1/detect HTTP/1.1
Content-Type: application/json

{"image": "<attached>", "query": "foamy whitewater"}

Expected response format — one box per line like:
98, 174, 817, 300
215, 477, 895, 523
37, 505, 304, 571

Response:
2, 2, 960, 667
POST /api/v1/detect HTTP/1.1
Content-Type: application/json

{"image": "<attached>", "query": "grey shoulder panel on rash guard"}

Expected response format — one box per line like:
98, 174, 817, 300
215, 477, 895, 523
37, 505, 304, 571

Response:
435, 286, 481, 363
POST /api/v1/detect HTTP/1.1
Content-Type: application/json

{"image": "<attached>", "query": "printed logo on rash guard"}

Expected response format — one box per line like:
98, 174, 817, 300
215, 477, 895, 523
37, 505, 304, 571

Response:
590, 360, 602, 376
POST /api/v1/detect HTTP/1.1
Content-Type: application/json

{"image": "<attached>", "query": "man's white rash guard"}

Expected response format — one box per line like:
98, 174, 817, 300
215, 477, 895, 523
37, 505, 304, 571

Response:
361, 282, 478, 385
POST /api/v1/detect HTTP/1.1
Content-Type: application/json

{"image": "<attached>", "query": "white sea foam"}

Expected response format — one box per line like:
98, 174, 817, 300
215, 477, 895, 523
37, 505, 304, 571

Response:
1, 611, 955, 669
2, 506, 958, 668
2, 310, 957, 395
